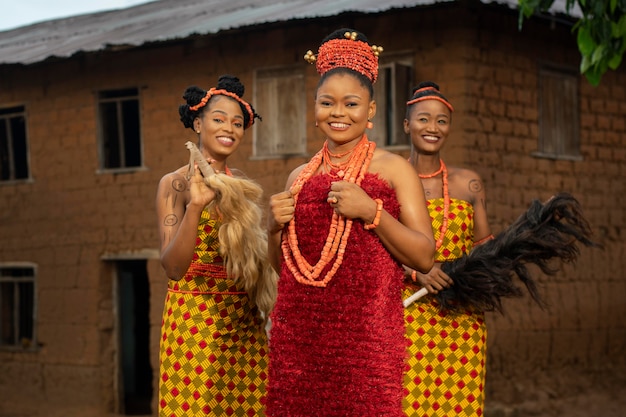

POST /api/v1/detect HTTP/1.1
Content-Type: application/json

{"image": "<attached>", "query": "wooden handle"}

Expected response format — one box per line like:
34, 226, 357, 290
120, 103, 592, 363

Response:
185, 141, 216, 178
403, 287, 428, 308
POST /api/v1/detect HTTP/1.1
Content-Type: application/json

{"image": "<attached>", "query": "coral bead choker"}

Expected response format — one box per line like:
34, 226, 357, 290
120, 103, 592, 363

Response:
417, 161, 444, 179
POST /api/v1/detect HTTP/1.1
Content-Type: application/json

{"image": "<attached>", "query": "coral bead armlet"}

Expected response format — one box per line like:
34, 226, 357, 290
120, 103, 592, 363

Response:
364, 198, 383, 230
474, 233, 494, 246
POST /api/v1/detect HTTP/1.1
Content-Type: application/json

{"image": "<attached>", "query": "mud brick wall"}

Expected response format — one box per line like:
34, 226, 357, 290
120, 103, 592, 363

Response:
0, 4, 624, 416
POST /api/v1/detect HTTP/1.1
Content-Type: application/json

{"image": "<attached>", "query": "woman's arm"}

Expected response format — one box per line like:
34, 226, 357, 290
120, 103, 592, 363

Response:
376, 153, 435, 272
463, 169, 493, 244
156, 169, 215, 280
267, 166, 304, 273
330, 152, 435, 273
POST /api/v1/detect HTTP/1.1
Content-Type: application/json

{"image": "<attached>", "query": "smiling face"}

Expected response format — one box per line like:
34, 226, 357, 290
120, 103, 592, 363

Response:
404, 99, 451, 155
314, 72, 376, 146
193, 95, 245, 161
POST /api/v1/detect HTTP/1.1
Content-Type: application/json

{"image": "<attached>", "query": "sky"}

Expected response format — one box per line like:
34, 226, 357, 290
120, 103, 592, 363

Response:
0, 0, 155, 32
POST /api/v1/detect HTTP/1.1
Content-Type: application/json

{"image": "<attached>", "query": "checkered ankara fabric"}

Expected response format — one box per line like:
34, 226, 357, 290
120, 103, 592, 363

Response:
159, 266, 268, 416
159, 209, 268, 416
403, 198, 486, 416
403, 293, 487, 416
428, 198, 474, 262
193, 208, 224, 264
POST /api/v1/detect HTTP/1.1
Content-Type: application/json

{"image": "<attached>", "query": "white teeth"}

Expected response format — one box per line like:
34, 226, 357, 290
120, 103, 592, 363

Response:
423, 136, 439, 141
330, 122, 349, 128
217, 136, 234, 143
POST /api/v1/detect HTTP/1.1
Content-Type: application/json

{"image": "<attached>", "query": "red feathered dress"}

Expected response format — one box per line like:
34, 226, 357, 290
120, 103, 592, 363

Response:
266, 172, 407, 417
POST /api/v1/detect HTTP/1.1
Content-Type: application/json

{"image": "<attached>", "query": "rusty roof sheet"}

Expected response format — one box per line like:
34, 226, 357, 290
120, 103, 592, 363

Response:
0, 0, 577, 66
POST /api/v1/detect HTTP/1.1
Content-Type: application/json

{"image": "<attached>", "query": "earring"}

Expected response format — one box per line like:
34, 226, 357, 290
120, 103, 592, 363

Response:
196, 130, 200, 134
315, 121, 318, 127
366, 120, 374, 129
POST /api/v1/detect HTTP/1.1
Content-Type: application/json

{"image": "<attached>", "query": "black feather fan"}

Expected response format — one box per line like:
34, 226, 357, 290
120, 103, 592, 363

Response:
432, 192, 602, 314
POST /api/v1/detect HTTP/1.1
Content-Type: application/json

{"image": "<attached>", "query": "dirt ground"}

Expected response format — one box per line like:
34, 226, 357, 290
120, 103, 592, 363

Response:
4, 370, 624, 417
485, 371, 626, 417
487, 390, 626, 417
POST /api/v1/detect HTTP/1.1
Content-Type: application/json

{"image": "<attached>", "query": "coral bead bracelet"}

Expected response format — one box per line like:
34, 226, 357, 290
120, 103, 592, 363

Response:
364, 198, 383, 230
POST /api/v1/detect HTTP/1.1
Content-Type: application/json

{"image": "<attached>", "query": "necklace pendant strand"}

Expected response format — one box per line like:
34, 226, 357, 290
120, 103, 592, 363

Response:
411, 157, 449, 250
282, 135, 375, 286
430, 159, 449, 250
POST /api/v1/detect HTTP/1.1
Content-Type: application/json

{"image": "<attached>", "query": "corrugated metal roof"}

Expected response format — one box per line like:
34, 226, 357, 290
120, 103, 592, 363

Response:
0, 0, 577, 66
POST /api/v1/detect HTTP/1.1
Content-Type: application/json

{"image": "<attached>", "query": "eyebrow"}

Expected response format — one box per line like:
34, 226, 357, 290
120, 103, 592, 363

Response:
210, 109, 244, 120
317, 93, 364, 100
415, 111, 449, 118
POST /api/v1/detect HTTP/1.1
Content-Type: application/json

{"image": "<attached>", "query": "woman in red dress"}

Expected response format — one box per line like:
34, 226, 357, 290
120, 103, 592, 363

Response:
265, 29, 436, 417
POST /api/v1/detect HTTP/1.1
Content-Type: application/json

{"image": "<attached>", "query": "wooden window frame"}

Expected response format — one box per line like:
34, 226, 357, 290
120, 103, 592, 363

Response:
97, 88, 143, 171
0, 264, 37, 351
0, 106, 29, 182
253, 67, 307, 158
533, 66, 582, 160
369, 57, 413, 150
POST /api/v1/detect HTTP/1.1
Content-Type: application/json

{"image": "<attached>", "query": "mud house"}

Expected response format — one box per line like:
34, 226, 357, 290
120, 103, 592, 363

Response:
0, 0, 624, 416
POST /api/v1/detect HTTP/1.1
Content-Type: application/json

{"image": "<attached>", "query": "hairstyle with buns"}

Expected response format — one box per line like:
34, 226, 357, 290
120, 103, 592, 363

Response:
179, 75, 261, 129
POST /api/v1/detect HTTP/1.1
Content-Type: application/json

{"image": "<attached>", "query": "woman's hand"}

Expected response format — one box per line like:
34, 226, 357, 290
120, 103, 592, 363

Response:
327, 181, 377, 222
268, 187, 298, 234
187, 167, 216, 209
409, 264, 453, 294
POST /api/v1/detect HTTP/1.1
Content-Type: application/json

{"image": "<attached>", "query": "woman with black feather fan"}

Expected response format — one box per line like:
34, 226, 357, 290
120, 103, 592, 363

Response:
401, 81, 494, 417
400, 81, 599, 417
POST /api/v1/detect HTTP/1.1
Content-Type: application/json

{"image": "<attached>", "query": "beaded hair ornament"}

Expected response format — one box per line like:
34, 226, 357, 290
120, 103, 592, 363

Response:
304, 30, 384, 83
189, 87, 256, 129
406, 85, 455, 113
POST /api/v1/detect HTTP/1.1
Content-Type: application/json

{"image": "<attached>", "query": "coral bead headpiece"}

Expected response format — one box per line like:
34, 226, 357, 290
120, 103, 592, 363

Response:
189, 88, 256, 129
406, 86, 455, 113
304, 31, 383, 84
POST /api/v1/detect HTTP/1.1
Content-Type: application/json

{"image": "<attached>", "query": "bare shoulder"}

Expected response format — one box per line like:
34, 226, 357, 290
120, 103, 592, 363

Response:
448, 166, 483, 182
157, 166, 189, 194
447, 165, 487, 202
284, 162, 309, 190
290, 163, 308, 178
370, 148, 412, 172
369, 149, 416, 187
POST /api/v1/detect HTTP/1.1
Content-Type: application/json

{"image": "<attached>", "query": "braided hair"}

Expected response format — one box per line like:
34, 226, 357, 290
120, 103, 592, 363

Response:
405, 81, 454, 118
179, 75, 261, 130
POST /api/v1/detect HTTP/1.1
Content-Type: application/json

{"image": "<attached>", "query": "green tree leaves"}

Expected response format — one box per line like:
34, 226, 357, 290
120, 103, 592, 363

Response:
518, 0, 626, 85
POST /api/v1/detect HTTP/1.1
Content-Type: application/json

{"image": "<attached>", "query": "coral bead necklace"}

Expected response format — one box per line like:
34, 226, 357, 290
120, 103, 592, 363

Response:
417, 160, 444, 179
282, 135, 375, 287
417, 158, 449, 250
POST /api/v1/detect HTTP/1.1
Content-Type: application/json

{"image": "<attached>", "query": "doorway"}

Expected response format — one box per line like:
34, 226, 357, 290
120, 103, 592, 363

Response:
116, 259, 153, 415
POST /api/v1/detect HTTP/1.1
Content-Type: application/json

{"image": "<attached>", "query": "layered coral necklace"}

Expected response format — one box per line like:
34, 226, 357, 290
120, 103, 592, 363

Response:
282, 135, 375, 287
418, 158, 449, 250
